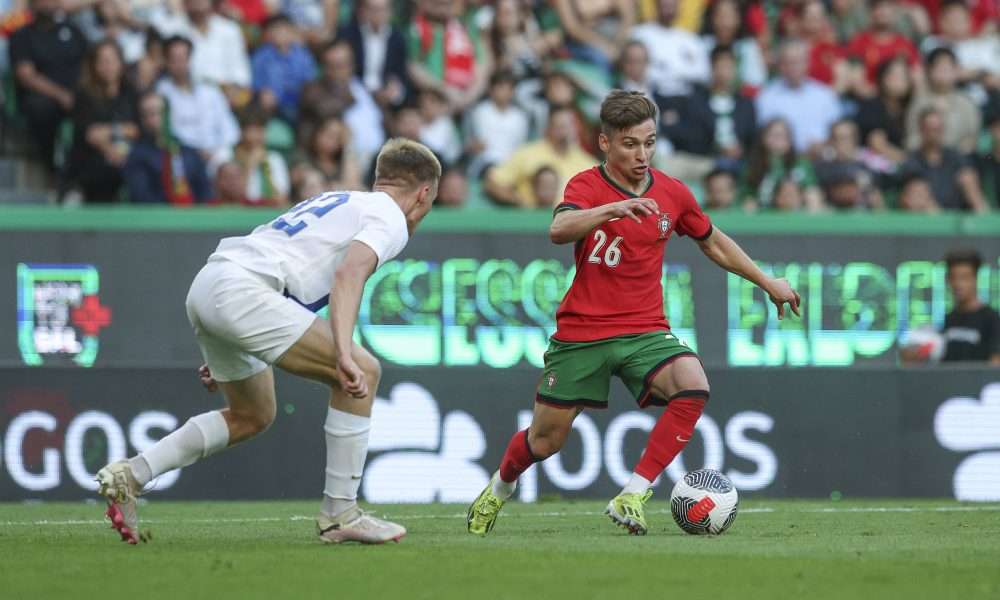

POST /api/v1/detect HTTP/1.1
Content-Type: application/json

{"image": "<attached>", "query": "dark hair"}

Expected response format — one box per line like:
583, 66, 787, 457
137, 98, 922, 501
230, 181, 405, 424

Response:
80, 39, 126, 101
918, 105, 942, 126
262, 13, 292, 29
490, 68, 517, 88
705, 167, 736, 185
926, 46, 957, 68
710, 44, 736, 66
940, 0, 969, 13
945, 249, 983, 273
164, 35, 193, 55
746, 119, 797, 190
875, 56, 913, 105
238, 105, 270, 128
702, 0, 748, 39
599, 90, 657, 136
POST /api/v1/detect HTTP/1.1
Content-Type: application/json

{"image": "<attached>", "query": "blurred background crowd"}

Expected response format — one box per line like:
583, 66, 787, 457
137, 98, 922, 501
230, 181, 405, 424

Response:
0, 0, 997, 212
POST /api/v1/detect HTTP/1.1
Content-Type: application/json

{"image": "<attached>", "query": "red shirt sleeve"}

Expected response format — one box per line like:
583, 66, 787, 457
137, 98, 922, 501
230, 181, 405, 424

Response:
674, 182, 713, 240
555, 170, 596, 213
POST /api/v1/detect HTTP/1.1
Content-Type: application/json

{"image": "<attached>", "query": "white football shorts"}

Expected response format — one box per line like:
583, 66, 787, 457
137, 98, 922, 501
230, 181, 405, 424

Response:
185, 258, 317, 382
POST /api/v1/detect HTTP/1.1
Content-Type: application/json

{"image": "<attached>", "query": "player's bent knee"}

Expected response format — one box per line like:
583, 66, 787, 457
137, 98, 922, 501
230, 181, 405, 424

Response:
526, 428, 569, 460
234, 406, 276, 436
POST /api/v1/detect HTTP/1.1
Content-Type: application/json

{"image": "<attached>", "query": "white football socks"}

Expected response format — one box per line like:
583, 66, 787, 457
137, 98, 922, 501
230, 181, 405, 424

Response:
321, 407, 371, 517
622, 473, 652, 495
492, 475, 517, 500
130, 411, 230, 487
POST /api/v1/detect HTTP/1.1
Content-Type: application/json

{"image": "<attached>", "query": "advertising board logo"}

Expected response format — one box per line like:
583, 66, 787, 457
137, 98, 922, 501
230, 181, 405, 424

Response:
363, 382, 490, 503
934, 383, 1000, 501
17, 263, 112, 367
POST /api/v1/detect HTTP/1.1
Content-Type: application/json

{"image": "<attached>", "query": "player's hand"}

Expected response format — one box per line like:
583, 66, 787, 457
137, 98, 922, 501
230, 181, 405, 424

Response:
198, 364, 218, 393
767, 278, 801, 320
336, 356, 369, 399
608, 198, 659, 223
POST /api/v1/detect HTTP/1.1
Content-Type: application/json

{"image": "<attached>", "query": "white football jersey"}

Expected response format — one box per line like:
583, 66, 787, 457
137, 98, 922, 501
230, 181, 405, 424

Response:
209, 190, 409, 311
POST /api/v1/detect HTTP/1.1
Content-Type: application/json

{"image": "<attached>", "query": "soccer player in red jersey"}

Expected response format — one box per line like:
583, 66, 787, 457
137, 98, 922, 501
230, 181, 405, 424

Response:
467, 91, 800, 536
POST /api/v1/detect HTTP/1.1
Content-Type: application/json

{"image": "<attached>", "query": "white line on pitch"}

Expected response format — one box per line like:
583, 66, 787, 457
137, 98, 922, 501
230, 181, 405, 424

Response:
3, 505, 1000, 527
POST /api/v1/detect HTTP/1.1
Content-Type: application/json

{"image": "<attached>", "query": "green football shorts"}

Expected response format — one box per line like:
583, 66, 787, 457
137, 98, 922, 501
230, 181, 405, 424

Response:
536, 331, 698, 409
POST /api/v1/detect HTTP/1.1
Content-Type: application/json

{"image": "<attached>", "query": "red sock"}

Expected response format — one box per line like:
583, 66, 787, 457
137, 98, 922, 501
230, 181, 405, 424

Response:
634, 394, 707, 481
499, 429, 537, 483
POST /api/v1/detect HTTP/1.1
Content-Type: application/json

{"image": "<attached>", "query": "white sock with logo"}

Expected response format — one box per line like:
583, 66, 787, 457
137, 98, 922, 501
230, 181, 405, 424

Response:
131, 411, 230, 487
622, 473, 652, 495
321, 407, 371, 517
492, 476, 517, 499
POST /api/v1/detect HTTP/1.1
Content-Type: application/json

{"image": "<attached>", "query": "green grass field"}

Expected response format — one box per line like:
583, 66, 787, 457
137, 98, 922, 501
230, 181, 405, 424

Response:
2, 499, 999, 599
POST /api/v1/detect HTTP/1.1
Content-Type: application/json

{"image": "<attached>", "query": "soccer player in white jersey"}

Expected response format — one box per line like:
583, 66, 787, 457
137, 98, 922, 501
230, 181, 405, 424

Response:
95, 139, 441, 545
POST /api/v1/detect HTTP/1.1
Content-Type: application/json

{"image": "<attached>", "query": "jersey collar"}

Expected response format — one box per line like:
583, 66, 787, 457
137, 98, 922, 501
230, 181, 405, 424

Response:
599, 163, 653, 198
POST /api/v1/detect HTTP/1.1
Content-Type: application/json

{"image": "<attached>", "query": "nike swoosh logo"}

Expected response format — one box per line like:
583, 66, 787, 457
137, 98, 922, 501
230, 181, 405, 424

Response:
676, 436, 690, 443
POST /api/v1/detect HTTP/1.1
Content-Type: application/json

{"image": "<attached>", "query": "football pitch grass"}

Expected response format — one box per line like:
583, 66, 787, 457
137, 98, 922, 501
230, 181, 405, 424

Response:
2, 499, 999, 599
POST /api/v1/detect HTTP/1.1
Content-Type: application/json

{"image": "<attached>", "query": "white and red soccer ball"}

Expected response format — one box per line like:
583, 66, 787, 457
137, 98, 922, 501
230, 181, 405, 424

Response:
670, 469, 739, 535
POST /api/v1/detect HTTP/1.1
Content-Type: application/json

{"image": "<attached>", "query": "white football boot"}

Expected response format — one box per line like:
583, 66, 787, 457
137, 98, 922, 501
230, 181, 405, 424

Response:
316, 506, 406, 544
95, 460, 143, 545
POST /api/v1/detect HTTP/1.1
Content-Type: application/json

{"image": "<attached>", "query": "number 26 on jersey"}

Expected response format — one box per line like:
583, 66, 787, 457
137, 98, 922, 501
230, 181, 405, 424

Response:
588, 230, 623, 267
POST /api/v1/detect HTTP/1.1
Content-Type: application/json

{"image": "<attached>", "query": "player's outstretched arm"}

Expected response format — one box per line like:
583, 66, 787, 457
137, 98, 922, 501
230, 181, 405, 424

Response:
696, 227, 801, 320
550, 198, 659, 244
329, 241, 379, 398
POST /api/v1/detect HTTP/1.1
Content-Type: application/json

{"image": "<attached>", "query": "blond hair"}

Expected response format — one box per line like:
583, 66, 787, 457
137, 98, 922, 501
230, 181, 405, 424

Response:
373, 138, 442, 189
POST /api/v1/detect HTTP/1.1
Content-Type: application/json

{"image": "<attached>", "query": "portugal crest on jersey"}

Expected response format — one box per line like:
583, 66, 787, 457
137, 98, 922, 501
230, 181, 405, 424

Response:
657, 213, 671, 239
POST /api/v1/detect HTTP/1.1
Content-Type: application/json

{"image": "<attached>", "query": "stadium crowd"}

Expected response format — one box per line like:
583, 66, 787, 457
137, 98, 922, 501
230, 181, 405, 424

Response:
1, 0, 998, 211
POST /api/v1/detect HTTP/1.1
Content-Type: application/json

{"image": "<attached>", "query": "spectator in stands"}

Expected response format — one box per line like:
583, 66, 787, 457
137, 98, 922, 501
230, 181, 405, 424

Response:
484, 105, 596, 208
516, 69, 581, 139
828, 0, 869, 43
854, 56, 914, 166
79, 0, 146, 65
703, 168, 738, 210
742, 118, 824, 212
123, 91, 211, 204
631, 0, 709, 97
156, 35, 240, 163
158, 0, 251, 95
213, 160, 248, 204
901, 107, 989, 212
816, 119, 884, 211
299, 40, 384, 170
771, 177, 805, 211
465, 69, 529, 178
551, 0, 635, 72
906, 48, 981, 155
70, 39, 139, 203
291, 165, 324, 202
219, 0, 270, 27
291, 115, 361, 194
975, 110, 999, 207
9, 0, 89, 170
798, 0, 851, 93
924, 0, 1000, 88
252, 14, 316, 124
756, 38, 842, 154
661, 45, 756, 181
407, 0, 490, 114
846, 0, 921, 88
531, 166, 560, 207
701, 0, 766, 91
216, 107, 290, 207
282, 0, 339, 48
488, 0, 560, 81
897, 174, 940, 212
417, 88, 461, 167
615, 41, 651, 96
132, 28, 164, 92
337, 0, 410, 109
436, 167, 468, 208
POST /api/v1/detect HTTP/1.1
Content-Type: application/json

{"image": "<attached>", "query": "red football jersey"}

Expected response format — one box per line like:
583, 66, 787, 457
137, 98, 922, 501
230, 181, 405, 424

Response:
553, 165, 713, 342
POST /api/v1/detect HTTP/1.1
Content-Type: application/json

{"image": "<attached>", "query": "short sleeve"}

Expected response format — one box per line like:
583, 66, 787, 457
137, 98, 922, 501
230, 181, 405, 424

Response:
674, 182, 713, 240
555, 172, 594, 213
8, 27, 32, 68
353, 198, 409, 269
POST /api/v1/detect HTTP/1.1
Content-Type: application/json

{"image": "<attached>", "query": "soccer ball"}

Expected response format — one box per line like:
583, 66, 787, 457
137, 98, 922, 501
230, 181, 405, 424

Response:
669, 469, 739, 535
